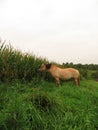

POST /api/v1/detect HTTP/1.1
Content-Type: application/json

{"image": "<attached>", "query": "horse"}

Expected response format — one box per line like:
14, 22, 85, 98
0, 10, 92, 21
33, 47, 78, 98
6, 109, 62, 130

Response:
39, 63, 80, 86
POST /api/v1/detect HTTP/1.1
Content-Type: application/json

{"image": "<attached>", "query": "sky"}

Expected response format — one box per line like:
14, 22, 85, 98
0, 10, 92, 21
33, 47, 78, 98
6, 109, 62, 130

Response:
0, 0, 98, 64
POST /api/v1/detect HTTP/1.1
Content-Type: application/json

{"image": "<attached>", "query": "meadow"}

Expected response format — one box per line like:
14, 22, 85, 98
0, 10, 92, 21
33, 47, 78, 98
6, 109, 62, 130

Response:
0, 43, 98, 130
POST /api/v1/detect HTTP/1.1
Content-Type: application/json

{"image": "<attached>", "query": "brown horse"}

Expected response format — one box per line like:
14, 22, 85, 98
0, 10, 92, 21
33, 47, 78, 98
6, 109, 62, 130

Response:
39, 63, 80, 86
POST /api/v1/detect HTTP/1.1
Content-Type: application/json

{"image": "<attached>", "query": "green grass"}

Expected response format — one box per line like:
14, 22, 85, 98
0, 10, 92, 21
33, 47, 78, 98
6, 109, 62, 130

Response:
0, 43, 48, 81
0, 80, 98, 130
0, 42, 98, 129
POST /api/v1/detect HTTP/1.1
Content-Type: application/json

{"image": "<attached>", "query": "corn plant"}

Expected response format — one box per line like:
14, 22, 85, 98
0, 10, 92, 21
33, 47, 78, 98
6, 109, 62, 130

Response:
0, 41, 48, 82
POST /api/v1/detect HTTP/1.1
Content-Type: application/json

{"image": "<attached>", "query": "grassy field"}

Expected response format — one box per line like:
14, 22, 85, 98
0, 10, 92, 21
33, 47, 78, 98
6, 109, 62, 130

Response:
0, 43, 98, 130
0, 79, 98, 130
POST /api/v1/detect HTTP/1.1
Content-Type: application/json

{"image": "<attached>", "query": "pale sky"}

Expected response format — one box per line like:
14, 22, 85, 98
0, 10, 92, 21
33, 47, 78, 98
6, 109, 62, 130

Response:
0, 0, 98, 64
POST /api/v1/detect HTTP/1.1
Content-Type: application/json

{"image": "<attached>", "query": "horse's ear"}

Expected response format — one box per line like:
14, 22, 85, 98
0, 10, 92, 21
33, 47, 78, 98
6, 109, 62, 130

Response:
45, 64, 52, 69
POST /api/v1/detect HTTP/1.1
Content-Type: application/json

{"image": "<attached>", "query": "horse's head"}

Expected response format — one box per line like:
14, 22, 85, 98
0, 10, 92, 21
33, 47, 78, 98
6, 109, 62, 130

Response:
38, 63, 52, 71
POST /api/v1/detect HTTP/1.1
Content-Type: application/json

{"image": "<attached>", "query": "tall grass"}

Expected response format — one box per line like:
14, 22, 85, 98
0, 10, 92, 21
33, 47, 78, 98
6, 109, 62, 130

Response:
0, 42, 48, 82
0, 42, 92, 83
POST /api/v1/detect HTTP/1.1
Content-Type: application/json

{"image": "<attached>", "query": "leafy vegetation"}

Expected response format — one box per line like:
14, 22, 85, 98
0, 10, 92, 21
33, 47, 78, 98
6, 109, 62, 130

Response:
0, 42, 98, 130
0, 42, 98, 82
0, 42, 47, 82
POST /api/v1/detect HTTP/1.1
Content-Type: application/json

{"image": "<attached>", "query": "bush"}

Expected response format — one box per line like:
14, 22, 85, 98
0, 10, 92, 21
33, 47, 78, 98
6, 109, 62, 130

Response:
91, 71, 98, 81
79, 68, 88, 79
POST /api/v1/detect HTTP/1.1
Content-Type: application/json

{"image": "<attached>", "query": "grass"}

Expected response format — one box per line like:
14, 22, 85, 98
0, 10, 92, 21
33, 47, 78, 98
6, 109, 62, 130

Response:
0, 42, 98, 129
0, 42, 48, 82
0, 79, 98, 130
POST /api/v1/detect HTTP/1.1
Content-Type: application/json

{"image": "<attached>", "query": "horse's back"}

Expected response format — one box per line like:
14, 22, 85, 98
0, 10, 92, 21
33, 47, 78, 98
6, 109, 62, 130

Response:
65, 68, 80, 77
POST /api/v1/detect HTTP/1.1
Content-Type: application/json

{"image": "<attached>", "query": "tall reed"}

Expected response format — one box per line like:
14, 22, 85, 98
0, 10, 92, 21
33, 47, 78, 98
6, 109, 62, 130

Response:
0, 42, 47, 82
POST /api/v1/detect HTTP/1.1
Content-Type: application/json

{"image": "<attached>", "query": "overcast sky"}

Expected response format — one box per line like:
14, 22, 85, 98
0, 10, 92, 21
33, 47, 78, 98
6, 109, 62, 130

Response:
0, 0, 98, 64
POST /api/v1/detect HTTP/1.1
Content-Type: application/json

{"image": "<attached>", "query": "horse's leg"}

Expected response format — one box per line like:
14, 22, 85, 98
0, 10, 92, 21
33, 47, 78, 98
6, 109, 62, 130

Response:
74, 79, 78, 86
78, 77, 80, 86
55, 77, 60, 86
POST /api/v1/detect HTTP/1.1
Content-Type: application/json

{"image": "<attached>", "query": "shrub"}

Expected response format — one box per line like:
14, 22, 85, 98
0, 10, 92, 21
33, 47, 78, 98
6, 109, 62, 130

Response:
79, 68, 88, 79
91, 71, 98, 81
